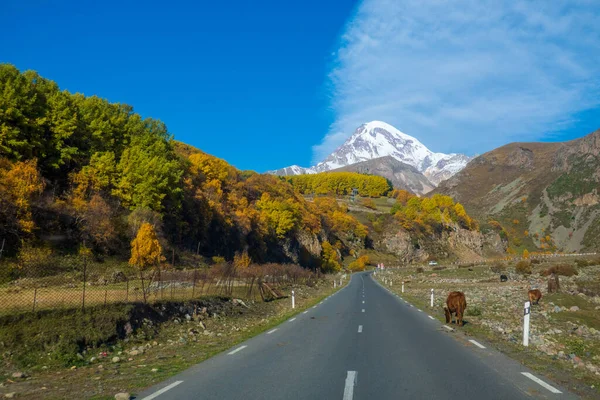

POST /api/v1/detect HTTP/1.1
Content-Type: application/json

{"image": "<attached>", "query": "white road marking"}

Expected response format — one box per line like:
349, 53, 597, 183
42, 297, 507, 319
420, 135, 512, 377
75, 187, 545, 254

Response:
362, 301, 365, 304
417, 309, 422, 312
289, 318, 296, 322
312, 305, 317, 309
141, 381, 184, 400
227, 345, 247, 355
428, 316, 435, 320
267, 329, 277, 334
361, 309, 365, 313
358, 325, 363, 333
343, 371, 357, 400
303, 311, 308, 314
469, 339, 486, 349
410, 305, 414, 308
442, 325, 454, 331
521, 372, 562, 393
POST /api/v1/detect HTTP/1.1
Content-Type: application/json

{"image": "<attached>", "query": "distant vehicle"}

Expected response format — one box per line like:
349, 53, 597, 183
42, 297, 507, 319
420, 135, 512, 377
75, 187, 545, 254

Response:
428, 261, 438, 266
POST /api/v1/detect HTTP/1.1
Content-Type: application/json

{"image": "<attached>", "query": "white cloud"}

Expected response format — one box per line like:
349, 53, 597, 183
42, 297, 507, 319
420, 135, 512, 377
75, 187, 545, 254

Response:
313, 0, 600, 163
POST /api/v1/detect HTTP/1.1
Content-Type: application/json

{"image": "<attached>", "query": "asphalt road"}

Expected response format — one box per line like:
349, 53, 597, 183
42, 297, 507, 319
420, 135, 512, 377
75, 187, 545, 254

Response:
136, 271, 579, 400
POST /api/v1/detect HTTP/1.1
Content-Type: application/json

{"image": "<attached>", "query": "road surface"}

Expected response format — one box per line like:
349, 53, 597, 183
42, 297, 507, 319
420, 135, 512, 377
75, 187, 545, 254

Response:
136, 271, 578, 400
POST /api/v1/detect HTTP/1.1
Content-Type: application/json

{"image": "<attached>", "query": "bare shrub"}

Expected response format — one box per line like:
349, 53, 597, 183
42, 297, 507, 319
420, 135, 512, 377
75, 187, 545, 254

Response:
515, 260, 532, 275
541, 263, 578, 277
416, 267, 424, 273
490, 262, 505, 273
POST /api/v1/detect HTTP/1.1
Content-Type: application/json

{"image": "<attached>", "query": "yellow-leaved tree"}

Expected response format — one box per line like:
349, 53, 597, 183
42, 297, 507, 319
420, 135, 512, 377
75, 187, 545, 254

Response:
523, 249, 529, 259
321, 241, 341, 273
129, 222, 164, 302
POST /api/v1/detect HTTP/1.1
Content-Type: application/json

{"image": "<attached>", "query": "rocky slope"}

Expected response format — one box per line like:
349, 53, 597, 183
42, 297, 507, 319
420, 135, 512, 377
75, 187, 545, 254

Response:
435, 128, 600, 253
330, 156, 435, 195
269, 121, 472, 186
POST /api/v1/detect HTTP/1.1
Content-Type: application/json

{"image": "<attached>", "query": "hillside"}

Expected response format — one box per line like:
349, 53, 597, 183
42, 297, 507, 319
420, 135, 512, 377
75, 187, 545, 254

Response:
330, 156, 435, 195
435, 129, 600, 253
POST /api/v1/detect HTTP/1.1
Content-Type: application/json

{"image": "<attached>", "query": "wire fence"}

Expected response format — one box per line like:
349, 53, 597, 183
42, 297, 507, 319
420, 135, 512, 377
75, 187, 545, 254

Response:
0, 260, 317, 316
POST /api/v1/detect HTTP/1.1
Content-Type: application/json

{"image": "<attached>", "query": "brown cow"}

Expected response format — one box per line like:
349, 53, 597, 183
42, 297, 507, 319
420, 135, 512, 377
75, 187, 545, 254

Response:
444, 291, 467, 326
528, 289, 542, 305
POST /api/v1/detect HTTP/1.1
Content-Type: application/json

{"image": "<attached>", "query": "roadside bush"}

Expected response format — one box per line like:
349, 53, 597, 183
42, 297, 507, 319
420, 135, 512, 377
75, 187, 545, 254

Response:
515, 260, 532, 275
490, 262, 506, 273
416, 267, 424, 273
361, 198, 377, 210
348, 255, 369, 272
466, 306, 482, 316
541, 263, 578, 277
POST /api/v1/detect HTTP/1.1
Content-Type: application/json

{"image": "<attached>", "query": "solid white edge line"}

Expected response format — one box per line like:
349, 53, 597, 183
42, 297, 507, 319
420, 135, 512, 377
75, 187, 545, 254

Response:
227, 345, 247, 355
521, 372, 562, 394
343, 371, 357, 400
358, 325, 363, 333
267, 329, 277, 334
289, 318, 296, 322
469, 339, 486, 349
428, 315, 435, 320
303, 311, 308, 314
141, 380, 184, 400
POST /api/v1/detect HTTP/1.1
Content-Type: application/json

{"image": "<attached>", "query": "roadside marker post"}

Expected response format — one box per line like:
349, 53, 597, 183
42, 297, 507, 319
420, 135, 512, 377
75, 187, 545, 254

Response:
292, 290, 295, 309
334, 281, 337, 288
402, 281, 404, 293
430, 289, 434, 308
523, 301, 531, 346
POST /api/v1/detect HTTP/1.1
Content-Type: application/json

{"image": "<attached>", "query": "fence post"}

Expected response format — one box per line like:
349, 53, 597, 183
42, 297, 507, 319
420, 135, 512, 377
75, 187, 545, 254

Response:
82, 253, 87, 312
192, 269, 197, 298
292, 290, 295, 309
523, 301, 531, 347
430, 288, 434, 308
32, 287, 37, 312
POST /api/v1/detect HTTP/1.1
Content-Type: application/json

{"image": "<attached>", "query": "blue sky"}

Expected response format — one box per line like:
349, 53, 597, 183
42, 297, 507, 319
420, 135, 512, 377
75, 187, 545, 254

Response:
2, 1, 600, 172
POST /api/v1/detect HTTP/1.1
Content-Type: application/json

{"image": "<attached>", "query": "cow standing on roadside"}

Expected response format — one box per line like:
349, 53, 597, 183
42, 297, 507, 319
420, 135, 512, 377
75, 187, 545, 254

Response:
444, 291, 467, 326
528, 289, 542, 305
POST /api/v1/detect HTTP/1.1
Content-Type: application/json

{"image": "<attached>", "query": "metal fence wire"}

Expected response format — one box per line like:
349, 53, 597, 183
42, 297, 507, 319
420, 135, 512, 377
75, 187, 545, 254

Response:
0, 257, 315, 316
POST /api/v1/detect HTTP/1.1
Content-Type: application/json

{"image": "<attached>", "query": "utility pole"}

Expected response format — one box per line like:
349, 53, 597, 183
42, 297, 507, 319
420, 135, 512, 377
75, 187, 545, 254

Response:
0, 238, 5, 260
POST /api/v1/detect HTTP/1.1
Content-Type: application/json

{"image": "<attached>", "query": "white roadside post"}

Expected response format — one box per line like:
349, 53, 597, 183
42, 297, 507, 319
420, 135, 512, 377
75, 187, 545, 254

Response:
430, 289, 434, 308
334, 280, 336, 288
292, 290, 295, 309
523, 301, 531, 346
402, 281, 405, 293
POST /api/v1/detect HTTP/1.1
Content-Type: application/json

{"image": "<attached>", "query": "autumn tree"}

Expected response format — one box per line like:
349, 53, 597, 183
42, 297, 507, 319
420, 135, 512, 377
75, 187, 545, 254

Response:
129, 222, 165, 302
523, 249, 529, 259
320, 241, 341, 273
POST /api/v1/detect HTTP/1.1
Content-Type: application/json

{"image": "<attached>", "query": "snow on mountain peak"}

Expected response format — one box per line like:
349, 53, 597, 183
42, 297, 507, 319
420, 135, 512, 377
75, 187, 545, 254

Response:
268, 121, 472, 186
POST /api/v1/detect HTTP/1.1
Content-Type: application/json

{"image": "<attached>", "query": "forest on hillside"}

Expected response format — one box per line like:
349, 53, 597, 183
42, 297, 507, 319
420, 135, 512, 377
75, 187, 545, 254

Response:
0, 64, 374, 272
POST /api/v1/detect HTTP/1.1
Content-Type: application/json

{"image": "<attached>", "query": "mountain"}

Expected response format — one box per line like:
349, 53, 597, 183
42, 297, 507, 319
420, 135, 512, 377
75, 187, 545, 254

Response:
268, 121, 471, 186
331, 156, 435, 195
434, 128, 600, 253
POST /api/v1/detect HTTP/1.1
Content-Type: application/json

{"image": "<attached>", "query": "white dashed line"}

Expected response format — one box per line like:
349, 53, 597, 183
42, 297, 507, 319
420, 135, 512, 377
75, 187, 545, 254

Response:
303, 311, 308, 314
417, 309, 422, 312
289, 318, 296, 322
228, 345, 247, 355
267, 329, 277, 334
141, 381, 184, 400
428, 316, 435, 320
362, 301, 365, 304
521, 372, 562, 393
343, 371, 357, 400
361, 309, 365, 313
312, 305, 317, 309
442, 325, 454, 331
469, 339, 486, 349
358, 325, 363, 333
410, 305, 414, 308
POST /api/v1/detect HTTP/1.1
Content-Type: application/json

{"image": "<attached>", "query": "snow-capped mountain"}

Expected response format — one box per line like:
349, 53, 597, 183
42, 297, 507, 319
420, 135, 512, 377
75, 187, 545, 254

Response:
268, 121, 472, 186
